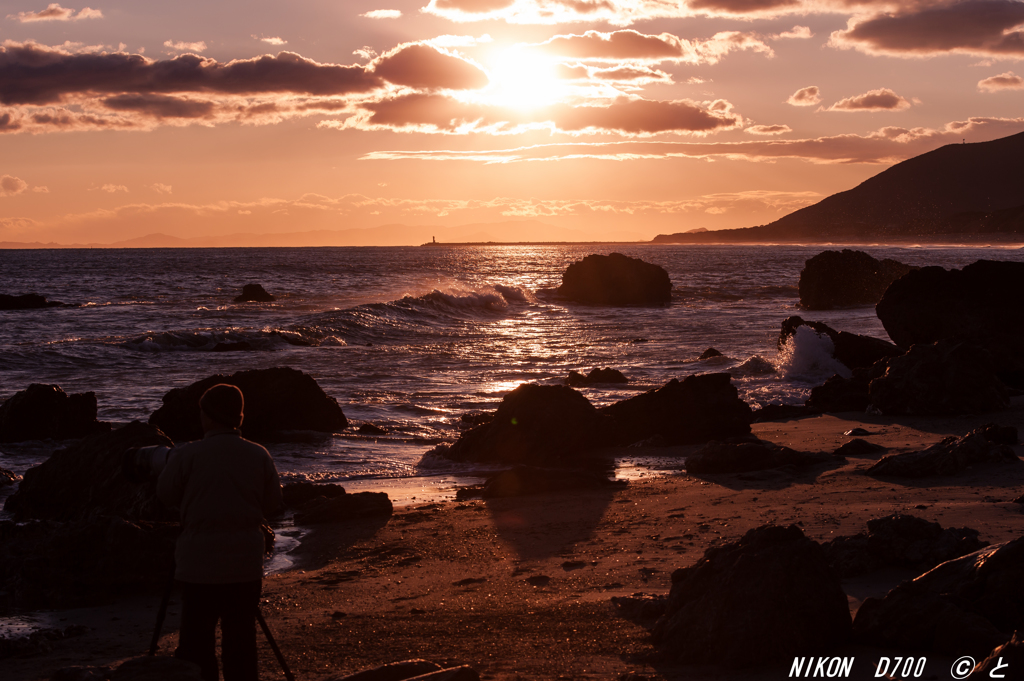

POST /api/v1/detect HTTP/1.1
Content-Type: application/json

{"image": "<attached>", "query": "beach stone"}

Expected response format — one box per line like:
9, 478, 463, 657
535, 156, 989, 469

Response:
566, 367, 628, 386
833, 438, 885, 457
866, 426, 1020, 478
868, 338, 1009, 415
149, 367, 348, 442
293, 491, 393, 525
611, 593, 668, 622
556, 253, 671, 305
233, 283, 275, 303
779, 316, 902, 370
805, 370, 872, 413
685, 439, 835, 475
326, 659, 442, 681
4, 421, 174, 522
822, 514, 986, 578
975, 631, 1024, 677
109, 656, 202, 680
876, 260, 1024, 350
698, 347, 722, 360
853, 538, 1024, 656
0, 384, 111, 443
479, 465, 626, 498
652, 524, 851, 667
442, 384, 603, 466
0, 467, 17, 488
282, 482, 347, 508
357, 423, 388, 435
798, 249, 915, 310
601, 373, 752, 446
0, 293, 63, 310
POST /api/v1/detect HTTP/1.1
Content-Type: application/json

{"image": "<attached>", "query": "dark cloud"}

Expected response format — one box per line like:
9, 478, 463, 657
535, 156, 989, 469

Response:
786, 85, 820, 106
746, 124, 791, 134
688, 0, 800, 13
29, 109, 139, 130
540, 30, 683, 59
372, 44, 489, 90
1, 175, 28, 196
0, 111, 22, 131
827, 88, 911, 111
103, 94, 216, 118
978, 70, 1024, 90
831, 0, 1024, 56
0, 43, 383, 105
556, 97, 742, 135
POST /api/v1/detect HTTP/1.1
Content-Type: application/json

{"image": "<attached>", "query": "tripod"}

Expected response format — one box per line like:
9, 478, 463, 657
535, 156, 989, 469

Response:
150, 569, 296, 681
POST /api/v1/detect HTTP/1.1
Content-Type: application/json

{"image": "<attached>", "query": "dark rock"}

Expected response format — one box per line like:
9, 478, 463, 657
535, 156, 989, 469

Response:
1, 625, 88, 662
293, 491, 392, 525
844, 428, 871, 436
752, 404, 818, 422
0, 384, 111, 443
357, 423, 388, 435
479, 465, 626, 498
0, 293, 63, 310
794, 248, 917, 309
442, 384, 602, 466
779, 316, 901, 370
685, 439, 835, 474
805, 371, 873, 413
233, 284, 275, 303
853, 538, 1024, 655
799, 249, 915, 310
868, 338, 1010, 414
567, 367, 628, 386
833, 439, 886, 457
4, 421, 175, 522
556, 253, 671, 305
652, 524, 851, 667
822, 514, 987, 578
211, 341, 253, 352
0, 516, 177, 612
866, 427, 1020, 478
975, 631, 1024, 678
600, 374, 752, 446
876, 260, 1024, 350
698, 347, 722, 360
327, 659, 442, 681
109, 656, 203, 681
149, 367, 348, 442
0, 467, 17, 488
281, 482, 347, 508
458, 411, 493, 428
611, 592, 667, 621
979, 423, 1019, 445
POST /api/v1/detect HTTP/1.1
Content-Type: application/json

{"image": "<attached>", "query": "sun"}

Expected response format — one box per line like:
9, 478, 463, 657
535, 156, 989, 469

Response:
483, 47, 567, 110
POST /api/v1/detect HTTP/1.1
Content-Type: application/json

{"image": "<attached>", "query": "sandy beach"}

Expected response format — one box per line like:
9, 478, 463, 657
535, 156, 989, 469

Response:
5, 401, 1022, 681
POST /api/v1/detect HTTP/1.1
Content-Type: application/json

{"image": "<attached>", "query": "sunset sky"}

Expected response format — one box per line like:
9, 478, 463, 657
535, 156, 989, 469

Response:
2, 0, 1024, 244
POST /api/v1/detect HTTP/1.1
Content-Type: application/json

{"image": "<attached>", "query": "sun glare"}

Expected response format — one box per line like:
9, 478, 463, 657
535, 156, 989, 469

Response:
484, 48, 566, 110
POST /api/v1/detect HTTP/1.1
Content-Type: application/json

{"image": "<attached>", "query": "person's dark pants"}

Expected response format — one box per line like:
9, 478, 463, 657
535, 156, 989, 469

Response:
175, 580, 262, 681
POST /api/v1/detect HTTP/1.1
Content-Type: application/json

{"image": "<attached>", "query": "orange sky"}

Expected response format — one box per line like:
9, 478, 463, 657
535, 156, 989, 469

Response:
2, 0, 1024, 244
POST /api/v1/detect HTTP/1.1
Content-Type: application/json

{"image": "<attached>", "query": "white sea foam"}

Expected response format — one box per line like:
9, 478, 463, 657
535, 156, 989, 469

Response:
776, 325, 851, 382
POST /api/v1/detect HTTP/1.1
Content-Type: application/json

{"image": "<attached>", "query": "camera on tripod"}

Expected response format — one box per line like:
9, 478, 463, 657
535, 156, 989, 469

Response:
121, 444, 176, 484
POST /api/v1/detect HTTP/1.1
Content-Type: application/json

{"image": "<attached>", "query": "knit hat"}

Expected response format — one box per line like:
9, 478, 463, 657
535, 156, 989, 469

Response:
199, 384, 244, 428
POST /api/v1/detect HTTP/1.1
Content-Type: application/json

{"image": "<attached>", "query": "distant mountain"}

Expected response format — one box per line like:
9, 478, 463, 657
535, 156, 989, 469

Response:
654, 131, 1024, 243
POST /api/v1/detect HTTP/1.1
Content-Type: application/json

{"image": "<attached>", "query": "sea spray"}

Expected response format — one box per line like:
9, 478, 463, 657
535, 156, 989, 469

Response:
776, 325, 851, 382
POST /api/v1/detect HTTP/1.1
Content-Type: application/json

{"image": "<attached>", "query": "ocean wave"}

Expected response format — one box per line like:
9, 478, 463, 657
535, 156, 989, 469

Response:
776, 325, 851, 383
119, 327, 328, 353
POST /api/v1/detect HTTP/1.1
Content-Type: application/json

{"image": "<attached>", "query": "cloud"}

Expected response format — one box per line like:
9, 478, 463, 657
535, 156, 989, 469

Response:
978, 70, 1024, 91
1, 175, 28, 196
372, 43, 489, 90
0, 111, 22, 131
746, 124, 792, 135
361, 9, 402, 18
536, 29, 773, 64
334, 93, 743, 136
774, 25, 813, 39
426, 34, 494, 47
9, 4, 102, 22
163, 41, 208, 53
0, 42, 384, 106
687, 0, 801, 15
32, 185, 49, 193
826, 87, 911, 111
100, 184, 128, 193
830, 1, 1024, 58
787, 85, 820, 106
360, 116, 1024, 164
255, 36, 287, 46
103, 94, 216, 119
151, 183, 173, 194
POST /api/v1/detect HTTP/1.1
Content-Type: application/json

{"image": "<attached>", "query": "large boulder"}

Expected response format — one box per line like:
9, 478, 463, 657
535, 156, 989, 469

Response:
441, 384, 602, 466
876, 260, 1024, 350
0, 293, 63, 310
293, 491, 393, 525
556, 253, 671, 305
149, 367, 348, 442
685, 439, 835, 474
4, 421, 175, 522
0, 384, 111, 443
652, 524, 851, 667
779, 316, 902, 370
866, 426, 1020, 478
234, 284, 275, 303
566, 367, 628, 386
822, 514, 987, 578
600, 373, 752, 446
853, 538, 1024, 656
799, 249, 915, 310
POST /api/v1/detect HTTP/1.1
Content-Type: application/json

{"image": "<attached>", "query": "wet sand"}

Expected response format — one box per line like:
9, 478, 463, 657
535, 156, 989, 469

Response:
6, 401, 1024, 681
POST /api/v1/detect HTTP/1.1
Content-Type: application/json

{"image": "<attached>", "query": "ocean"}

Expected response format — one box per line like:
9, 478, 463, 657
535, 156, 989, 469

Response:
2, 244, 1022, 511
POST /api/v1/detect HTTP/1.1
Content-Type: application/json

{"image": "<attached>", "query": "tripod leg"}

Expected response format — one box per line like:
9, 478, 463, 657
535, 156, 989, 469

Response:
256, 607, 296, 681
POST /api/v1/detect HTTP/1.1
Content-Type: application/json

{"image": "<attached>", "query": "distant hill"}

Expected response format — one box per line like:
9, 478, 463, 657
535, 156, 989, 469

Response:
654, 131, 1024, 243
